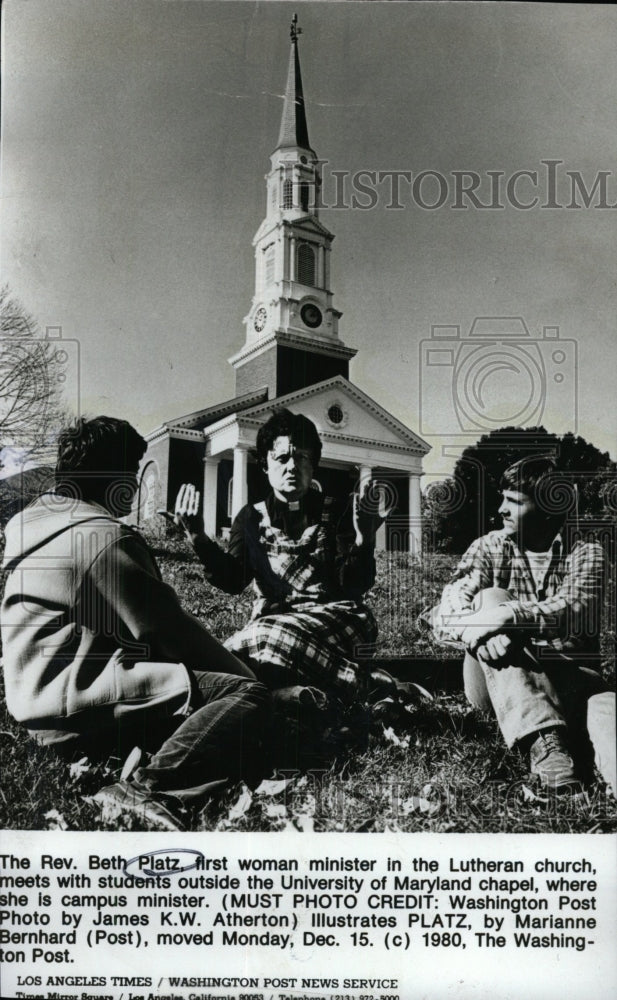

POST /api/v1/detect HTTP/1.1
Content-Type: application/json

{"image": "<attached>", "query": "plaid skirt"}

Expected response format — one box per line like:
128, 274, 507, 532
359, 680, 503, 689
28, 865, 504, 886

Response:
223, 600, 377, 698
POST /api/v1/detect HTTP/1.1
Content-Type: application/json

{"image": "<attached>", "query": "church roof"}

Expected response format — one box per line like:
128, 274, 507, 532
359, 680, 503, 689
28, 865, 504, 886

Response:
209, 376, 432, 456
146, 387, 269, 441
276, 17, 313, 153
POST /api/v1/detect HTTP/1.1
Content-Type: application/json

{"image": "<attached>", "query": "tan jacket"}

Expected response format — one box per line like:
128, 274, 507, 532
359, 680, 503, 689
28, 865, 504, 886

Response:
1, 495, 229, 738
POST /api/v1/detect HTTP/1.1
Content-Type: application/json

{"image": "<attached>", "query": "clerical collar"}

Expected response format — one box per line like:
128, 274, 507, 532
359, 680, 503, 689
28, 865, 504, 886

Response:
269, 492, 314, 514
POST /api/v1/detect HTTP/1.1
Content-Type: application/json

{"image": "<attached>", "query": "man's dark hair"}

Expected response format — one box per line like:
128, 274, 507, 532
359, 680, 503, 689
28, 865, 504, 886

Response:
55, 416, 147, 500
255, 409, 322, 470
500, 455, 574, 525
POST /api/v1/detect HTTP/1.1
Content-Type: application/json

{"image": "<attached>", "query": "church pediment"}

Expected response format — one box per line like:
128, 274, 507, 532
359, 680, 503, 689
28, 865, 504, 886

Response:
253, 214, 333, 246
236, 377, 430, 455
285, 216, 333, 239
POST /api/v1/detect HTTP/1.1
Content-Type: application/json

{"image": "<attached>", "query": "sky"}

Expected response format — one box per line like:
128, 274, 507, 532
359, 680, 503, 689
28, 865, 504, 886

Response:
1, 0, 616, 480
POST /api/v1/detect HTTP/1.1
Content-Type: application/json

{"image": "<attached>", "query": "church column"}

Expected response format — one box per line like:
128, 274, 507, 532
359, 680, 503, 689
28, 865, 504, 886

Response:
408, 473, 422, 557
289, 237, 296, 283
317, 245, 325, 289
283, 232, 290, 282
358, 465, 372, 500
202, 456, 220, 537
231, 446, 249, 518
324, 245, 331, 290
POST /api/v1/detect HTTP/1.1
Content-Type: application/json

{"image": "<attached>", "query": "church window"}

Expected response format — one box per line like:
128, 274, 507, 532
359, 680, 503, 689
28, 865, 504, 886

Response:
138, 463, 158, 524
265, 247, 275, 286
297, 243, 315, 286
300, 182, 310, 212
327, 404, 344, 425
271, 184, 278, 210
283, 179, 293, 209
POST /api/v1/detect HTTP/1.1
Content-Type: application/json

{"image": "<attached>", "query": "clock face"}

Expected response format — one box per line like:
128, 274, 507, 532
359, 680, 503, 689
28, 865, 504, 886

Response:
253, 307, 267, 333
301, 303, 322, 329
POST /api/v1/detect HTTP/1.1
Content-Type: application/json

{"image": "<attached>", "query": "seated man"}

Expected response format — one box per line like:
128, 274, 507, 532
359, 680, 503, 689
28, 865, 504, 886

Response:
432, 455, 615, 794
1, 416, 270, 830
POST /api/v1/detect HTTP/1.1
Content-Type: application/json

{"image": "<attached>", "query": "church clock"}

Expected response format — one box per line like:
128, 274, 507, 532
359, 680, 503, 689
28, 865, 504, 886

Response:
300, 303, 322, 329
253, 306, 267, 332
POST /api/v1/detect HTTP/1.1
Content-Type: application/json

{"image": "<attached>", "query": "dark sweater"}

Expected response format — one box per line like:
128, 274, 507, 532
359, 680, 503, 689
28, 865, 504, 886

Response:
193, 491, 376, 603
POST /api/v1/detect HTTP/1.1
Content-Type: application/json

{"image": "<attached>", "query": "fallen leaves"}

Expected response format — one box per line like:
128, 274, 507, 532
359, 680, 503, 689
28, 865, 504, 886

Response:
44, 808, 68, 830
215, 774, 317, 832
68, 756, 92, 780
382, 726, 411, 749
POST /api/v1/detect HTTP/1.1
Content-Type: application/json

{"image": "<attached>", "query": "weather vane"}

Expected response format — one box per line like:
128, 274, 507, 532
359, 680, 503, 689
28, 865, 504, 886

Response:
290, 13, 302, 43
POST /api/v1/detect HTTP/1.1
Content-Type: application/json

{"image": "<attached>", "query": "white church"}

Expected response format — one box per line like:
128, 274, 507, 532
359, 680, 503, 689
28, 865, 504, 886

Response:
140, 16, 430, 553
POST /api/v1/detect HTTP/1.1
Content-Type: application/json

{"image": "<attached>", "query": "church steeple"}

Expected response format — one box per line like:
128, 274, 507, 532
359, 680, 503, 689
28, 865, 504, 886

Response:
230, 15, 356, 400
277, 14, 313, 154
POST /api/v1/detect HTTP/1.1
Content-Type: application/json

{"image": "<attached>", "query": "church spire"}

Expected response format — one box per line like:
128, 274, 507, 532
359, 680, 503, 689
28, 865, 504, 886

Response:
276, 14, 312, 153
230, 12, 356, 399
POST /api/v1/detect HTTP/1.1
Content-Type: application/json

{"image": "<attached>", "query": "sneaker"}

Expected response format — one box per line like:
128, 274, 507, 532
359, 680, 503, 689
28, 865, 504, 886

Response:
90, 779, 186, 831
528, 728, 579, 791
367, 668, 398, 704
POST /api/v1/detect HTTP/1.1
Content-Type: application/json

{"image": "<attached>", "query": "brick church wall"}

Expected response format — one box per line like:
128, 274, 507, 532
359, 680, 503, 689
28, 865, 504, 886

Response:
235, 344, 349, 399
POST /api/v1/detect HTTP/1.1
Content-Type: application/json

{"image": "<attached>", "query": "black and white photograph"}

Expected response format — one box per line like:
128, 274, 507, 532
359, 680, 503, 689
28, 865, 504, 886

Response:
1, 2, 616, 997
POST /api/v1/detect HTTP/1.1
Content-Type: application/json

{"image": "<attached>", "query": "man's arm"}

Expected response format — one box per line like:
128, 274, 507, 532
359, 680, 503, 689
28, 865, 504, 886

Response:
434, 535, 495, 642
87, 533, 255, 677
458, 540, 605, 657
501, 540, 605, 642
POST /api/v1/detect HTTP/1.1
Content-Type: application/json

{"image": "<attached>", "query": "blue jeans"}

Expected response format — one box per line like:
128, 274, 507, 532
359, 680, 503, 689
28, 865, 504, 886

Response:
54, 670, 271, 806
464, 588, 609, 763
587, 691, 616, 796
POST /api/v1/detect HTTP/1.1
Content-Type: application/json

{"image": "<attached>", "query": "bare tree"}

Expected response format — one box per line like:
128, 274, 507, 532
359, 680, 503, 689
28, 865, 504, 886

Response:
0, 285, 69, 469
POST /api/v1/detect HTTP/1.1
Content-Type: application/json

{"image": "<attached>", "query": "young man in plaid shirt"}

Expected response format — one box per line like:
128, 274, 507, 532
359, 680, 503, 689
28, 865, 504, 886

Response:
433, 455, 615, 793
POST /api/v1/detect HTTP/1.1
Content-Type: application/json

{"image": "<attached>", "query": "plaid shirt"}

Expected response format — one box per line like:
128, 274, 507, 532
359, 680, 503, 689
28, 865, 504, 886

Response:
435, 529, 605, 657
197, 491, 375, 603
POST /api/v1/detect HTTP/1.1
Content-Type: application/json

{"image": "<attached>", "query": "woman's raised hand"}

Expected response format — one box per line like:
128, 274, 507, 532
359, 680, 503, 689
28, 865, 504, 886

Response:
352, 479, 395, 546
174, 483, 205, 542
159, 483, 205, 543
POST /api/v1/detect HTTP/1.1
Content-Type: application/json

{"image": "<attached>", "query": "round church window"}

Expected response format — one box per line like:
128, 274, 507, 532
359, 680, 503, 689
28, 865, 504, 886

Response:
327, 404, 344, 425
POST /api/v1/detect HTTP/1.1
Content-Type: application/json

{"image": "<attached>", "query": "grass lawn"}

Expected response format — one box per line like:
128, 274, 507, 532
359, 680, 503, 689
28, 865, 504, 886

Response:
1, 525, 615, 834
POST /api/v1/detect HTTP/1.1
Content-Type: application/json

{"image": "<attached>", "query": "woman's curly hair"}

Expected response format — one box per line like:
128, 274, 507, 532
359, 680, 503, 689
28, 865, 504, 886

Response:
255, 408, 322, 470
